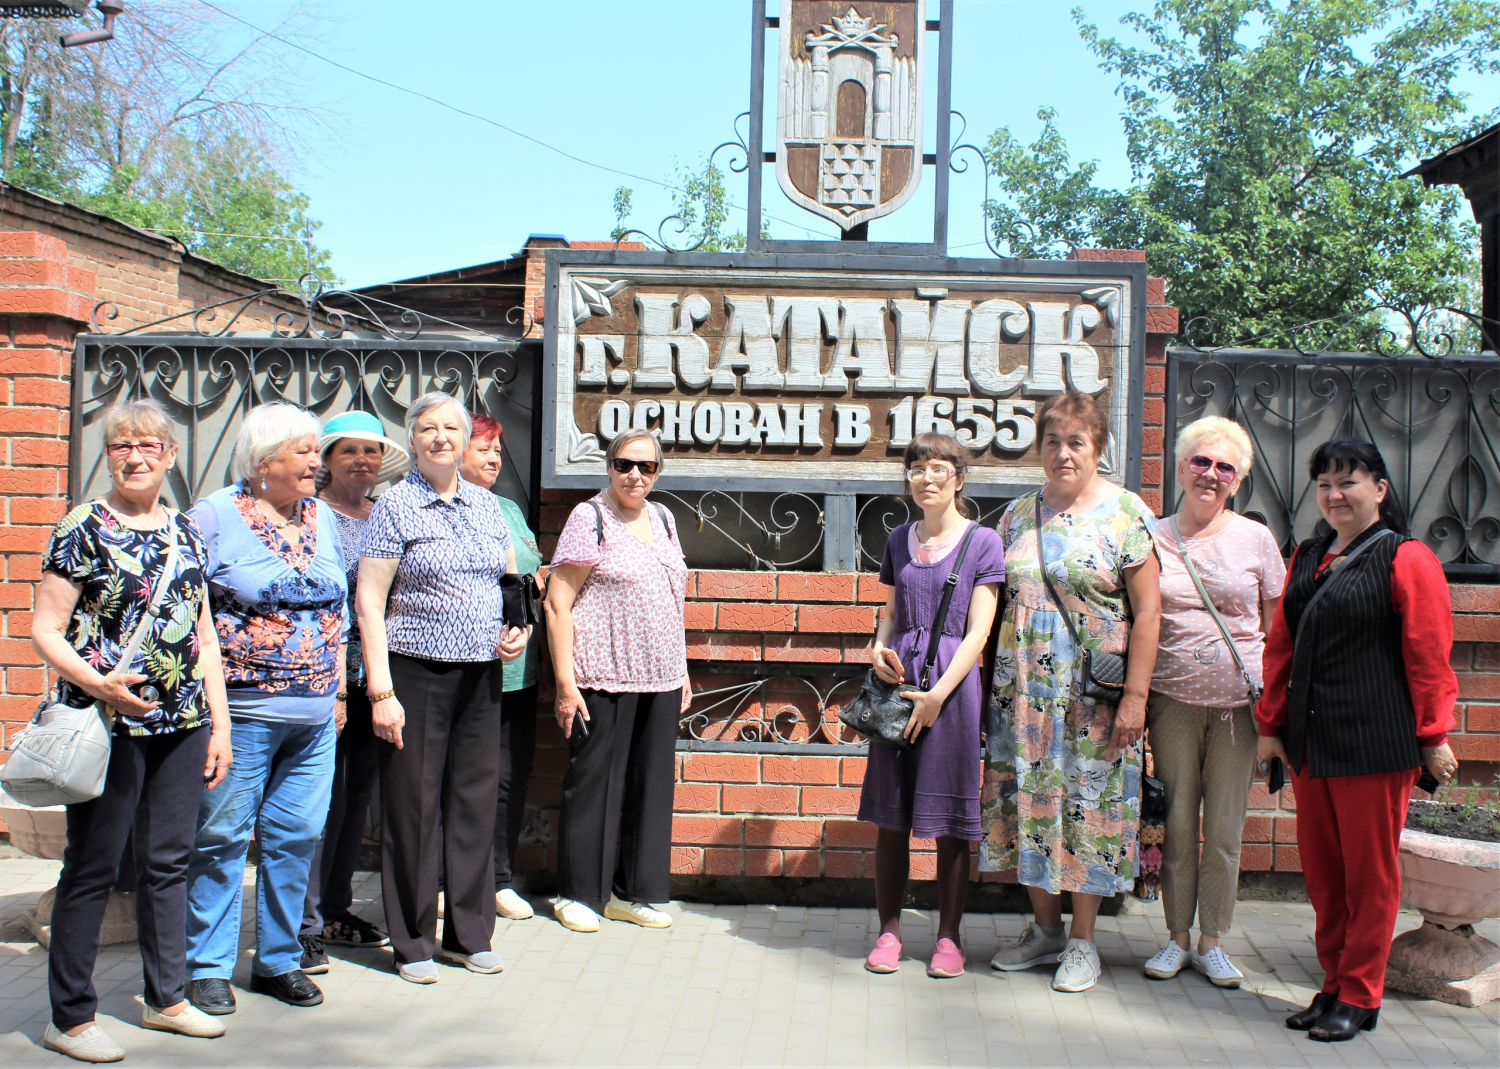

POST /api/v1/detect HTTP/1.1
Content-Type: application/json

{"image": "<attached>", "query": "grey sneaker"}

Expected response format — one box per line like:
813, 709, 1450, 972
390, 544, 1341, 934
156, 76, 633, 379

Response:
436, 948, 504, 974
990, 922, 1068, 971
1052, 938, 1102, 993
396, 959, 440, 984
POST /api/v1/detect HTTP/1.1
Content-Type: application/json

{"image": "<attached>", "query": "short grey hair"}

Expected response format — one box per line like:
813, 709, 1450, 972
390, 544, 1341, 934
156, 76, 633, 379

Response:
405, 391, 471, 453
1175, 416, 1254, 476
605, 427, 664, 468
231, 402, 323, 484
102, 399, 178, 451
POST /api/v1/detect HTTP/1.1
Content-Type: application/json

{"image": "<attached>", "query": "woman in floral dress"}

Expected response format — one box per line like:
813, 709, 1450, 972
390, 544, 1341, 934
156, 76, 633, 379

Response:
982, 391, 1161, 994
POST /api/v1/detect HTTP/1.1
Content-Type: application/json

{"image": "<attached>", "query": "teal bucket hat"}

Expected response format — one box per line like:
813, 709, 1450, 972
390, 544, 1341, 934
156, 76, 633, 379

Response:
319, 410, 410, 485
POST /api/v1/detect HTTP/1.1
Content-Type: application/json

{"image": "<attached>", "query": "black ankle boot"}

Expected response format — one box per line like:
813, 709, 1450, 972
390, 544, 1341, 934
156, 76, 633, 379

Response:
1309, 1000, 1379, 1042
1285, 992, 1338, 1030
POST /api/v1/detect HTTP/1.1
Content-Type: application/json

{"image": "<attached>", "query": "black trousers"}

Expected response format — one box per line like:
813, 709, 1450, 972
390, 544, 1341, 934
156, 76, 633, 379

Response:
49, 726, 209, 1029
301, 690, 379, 934
558, 688, 680, 912
380, 652, 502, 964
494, 684, 538, 890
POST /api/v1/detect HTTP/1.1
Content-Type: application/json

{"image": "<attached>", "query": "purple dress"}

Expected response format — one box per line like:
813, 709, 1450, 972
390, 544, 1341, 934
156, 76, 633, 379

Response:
857, 521, 1006, 841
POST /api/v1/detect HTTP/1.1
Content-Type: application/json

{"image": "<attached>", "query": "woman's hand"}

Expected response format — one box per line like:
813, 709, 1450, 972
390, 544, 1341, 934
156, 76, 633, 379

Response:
1421, 742, 1458, 788
556, 686, 588, 738
372, 695, 406, 749
203, 728, 233, 790
333, 697, 347, 735
680, 686, 692, 714
902, 688, 944, 743
93, 670, 158, 718
1257, 734, 1290, 779
496, 625, 531, 663
1107, 691, 1147, 760
872, 646, 904, 685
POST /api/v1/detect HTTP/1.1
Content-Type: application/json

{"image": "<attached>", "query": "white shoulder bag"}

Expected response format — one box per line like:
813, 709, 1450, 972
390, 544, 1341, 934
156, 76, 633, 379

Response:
1, 510, 181, 807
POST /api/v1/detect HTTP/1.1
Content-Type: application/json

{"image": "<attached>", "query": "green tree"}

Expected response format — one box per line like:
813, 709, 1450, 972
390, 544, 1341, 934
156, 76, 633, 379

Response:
984, 0, 1498, 350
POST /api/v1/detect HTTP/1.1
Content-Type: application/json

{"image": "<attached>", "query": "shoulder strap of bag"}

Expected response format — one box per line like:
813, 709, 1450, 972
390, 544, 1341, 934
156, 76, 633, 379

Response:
1170, 516, 1254, 693
917, 522, 979, 690
589, 500, 604, 545
1034, 494, 1087, 650
1291, 527, 1395, 656
113, 506, 181, 672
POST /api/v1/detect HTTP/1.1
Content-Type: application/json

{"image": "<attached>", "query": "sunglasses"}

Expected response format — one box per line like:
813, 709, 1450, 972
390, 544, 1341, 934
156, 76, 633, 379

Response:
106, 441, 168, 458
609, 457, 660, 476
1188, 455, 1238, 482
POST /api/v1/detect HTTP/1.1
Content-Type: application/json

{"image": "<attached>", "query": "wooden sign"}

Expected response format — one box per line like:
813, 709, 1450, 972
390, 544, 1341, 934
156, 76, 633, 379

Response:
542, 252, 1146, 494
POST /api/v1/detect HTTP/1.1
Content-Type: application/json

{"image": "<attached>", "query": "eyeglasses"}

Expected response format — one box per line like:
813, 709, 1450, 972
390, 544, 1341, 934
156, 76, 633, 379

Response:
106, 441, 167, 458
1187, 455, 1238, 482
609, 457, 660, 476
906, 465, 958, 483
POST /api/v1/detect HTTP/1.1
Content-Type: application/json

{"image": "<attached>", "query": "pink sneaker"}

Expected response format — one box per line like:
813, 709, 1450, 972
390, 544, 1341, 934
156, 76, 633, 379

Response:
928, 937, 965, 978
865, 932, 902, 974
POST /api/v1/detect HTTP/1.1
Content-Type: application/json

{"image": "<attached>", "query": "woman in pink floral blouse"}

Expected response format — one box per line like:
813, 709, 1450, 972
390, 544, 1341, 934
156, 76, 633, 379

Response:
544, 429, 689, 934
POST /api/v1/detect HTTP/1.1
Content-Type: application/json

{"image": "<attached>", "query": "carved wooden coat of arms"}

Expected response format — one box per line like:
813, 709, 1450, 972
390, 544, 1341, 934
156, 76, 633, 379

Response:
777, 1, 925, 231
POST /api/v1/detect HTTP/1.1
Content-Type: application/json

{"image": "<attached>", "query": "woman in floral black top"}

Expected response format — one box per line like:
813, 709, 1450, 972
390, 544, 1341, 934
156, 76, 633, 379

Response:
31, 400, 232, 1060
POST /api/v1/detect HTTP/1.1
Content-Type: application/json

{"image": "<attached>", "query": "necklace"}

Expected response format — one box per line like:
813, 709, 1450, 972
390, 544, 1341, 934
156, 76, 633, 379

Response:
255, 498, 302, 529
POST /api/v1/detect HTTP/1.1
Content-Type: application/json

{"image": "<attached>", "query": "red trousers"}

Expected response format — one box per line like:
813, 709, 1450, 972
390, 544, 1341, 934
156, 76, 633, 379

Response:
1291, 766, 1417, 1009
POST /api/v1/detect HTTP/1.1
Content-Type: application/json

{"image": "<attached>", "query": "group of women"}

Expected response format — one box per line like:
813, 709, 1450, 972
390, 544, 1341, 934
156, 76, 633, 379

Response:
25, 386, 1457, 1060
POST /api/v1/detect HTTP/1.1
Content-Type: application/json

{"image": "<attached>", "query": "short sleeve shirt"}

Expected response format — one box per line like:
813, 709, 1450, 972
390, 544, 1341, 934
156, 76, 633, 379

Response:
1152, 511, 1287, 708
551, 494, 688, 693
361, 470, 514, 663
43, 502, 209, 736
328, 509, 368, 686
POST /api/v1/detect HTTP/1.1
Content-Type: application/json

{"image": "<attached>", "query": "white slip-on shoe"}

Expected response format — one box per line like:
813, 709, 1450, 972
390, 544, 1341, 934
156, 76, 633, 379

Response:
396, 959, 440, 984
1143, 942, 1192, 980
43, 1022, 125, 1063
1051, 938, 1102, 993
553, 897, 601, 932
990, 922, 1068, 971
142, 1002, 227, 1038
435, 948, 505, 974
603, 896, 672, 928
495, 888, 534, 920
1191, 946, 1244, 988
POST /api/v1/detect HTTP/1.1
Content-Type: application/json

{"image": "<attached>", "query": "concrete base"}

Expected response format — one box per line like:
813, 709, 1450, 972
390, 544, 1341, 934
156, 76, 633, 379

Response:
1385, 921, 1500, 1007
21, 886, 138, 949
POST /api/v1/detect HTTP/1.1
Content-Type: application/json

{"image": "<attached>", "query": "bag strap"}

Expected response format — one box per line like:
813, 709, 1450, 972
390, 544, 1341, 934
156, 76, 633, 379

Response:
590, 498, 672, 546
917, 521, 979, 690
1170, 515, 1256, 698
1034, 494, 1088, 651
1291, 527, 1395, 658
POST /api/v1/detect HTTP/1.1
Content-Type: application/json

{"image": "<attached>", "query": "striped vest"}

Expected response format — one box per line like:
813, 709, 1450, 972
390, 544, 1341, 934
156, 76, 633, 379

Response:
1282, 524, 1420, 778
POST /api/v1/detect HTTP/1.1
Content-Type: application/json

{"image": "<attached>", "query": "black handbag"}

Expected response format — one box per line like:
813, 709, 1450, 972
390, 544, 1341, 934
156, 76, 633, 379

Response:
1034, 494, 1128, 704
839, 523, 979, 750
500, 572, 542, 629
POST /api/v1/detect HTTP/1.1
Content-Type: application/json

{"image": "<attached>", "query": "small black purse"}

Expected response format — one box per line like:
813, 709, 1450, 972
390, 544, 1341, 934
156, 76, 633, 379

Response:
839, 524, 979, 750
500, 572, 542, 629
1034, 494, 1128, 704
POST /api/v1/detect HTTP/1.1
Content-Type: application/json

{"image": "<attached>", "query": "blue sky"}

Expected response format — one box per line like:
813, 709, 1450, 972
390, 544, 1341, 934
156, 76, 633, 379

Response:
227, 1, 1495, 289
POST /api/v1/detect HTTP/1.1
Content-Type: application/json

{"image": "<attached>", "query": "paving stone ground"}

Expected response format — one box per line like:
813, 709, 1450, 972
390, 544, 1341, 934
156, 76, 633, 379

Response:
0, 859, 1495, 1067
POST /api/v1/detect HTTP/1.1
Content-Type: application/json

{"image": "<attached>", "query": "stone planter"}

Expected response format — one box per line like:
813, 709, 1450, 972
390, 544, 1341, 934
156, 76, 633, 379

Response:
1385, 827, 1500, 1007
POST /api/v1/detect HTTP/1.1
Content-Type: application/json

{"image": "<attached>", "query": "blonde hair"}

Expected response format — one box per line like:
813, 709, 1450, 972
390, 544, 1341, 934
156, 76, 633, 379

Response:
102, 399, 177, 451
1175, 416, 1253, 475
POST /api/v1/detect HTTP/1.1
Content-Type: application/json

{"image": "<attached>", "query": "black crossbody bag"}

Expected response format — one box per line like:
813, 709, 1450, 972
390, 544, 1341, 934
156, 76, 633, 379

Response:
1034, 494, 1128, 703
839, 523, 979, 751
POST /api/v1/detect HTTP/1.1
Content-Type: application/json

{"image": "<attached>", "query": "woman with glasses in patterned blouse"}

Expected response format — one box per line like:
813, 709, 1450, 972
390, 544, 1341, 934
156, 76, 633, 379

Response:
357, 392, 529, 985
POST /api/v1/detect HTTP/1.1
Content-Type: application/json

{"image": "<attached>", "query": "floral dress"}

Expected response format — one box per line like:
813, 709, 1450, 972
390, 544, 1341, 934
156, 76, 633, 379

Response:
980, 489, 1157, 895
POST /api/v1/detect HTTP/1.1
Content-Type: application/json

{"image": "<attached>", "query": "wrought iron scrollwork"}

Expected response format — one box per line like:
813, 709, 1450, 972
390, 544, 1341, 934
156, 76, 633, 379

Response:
656, 490, 824, 571
1173, 306, 1499, 360
681, 669, 865, 746
613, 112, 753, 255
948, 111, 1079, 261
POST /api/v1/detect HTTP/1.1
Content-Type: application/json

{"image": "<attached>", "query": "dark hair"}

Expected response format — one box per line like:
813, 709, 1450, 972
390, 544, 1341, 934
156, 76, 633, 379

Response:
903, 432, 971, 516
1036, 391, 1109, 454
1308, 437, 1408, 536
471, 413, 504, 444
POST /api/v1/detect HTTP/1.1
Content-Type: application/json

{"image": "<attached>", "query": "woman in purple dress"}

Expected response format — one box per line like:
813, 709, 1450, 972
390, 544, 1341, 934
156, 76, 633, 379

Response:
859, 432, 1005, 979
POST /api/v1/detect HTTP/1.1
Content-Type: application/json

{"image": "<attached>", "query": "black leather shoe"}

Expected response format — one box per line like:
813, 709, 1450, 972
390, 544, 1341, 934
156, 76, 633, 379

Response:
1286, 992, 1338, 1030
186, 977, 236, 1016
1309, 1000, 1378, 1042
250, 969, 324, 1007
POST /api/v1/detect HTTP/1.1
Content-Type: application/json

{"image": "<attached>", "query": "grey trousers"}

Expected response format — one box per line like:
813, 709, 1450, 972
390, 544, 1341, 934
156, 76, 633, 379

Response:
1146, 693, 1258, 938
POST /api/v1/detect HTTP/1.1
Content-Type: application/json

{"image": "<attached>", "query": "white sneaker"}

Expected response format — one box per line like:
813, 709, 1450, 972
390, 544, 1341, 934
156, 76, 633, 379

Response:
396, 959, 440, 984
990, 922, 1068, 971
142, 1002, 227, 1037
1143, 942, 1192, 980
1051, 938, 1102, 993
603, 895, 673, 928
553, 897, 601, 932
496, 888, 534, 920
1191, 946, 1244, 988
43, 1022, 125, 1063
435, 948, 505, 974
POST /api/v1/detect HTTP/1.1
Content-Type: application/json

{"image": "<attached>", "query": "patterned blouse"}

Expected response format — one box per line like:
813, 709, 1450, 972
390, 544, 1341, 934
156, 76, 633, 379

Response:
43, 502, 209, 736
551, 494, 688, 693
327, 507, 369, 687
360, 470, 515, 663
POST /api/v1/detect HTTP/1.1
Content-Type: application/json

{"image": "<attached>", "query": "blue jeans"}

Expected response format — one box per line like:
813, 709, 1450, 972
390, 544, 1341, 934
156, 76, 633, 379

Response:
185, 717, 335, 980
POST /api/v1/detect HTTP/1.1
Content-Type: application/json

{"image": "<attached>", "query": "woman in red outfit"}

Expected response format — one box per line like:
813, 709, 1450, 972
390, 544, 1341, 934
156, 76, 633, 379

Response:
1256, 438, 1458, 1043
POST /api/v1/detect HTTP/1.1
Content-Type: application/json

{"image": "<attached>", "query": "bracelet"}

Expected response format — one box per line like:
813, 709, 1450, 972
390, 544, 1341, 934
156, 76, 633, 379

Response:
367, 688, 395, 703
335, 691, 348, 702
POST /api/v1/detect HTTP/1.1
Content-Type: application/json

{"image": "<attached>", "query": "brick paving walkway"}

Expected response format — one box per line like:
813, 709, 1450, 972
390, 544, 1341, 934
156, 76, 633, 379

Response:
0, 859, 1495, 1067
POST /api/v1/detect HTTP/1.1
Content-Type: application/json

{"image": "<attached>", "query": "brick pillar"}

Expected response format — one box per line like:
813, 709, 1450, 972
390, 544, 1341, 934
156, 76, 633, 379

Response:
0, 232, 94, 785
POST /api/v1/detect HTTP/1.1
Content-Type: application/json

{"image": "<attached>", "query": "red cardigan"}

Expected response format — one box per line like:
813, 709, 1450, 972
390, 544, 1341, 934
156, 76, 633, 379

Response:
1255, 540, 1457, 747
